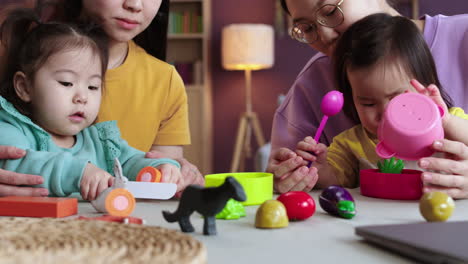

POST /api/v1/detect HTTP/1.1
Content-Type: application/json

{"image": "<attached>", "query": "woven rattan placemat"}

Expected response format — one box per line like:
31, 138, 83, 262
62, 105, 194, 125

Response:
0, 217, 206, 264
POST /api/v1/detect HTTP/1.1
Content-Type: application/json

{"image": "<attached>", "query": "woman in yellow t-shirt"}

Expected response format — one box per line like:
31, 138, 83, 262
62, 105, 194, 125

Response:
0, 0, 203, 196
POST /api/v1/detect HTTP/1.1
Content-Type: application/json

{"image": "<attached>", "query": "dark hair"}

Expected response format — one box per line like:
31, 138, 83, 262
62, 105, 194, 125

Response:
279, 0, 397, 16
134, 0, 169, 61
333, 13, 453, 123
56, 0, 169, 61
0, 6, 109, 117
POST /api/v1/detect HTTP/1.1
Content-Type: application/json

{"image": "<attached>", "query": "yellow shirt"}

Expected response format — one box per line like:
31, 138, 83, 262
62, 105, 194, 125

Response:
327, 125, 379, 188
328, 107, 468, 188
449, 107, 468, 119
98, 41, 190, 151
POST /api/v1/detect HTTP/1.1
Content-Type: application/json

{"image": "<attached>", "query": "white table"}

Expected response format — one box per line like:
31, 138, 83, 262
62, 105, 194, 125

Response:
76, 189, 468, 263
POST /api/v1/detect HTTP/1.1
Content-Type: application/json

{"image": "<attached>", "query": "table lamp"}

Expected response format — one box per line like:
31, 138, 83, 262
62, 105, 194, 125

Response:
221, 23, 274, 172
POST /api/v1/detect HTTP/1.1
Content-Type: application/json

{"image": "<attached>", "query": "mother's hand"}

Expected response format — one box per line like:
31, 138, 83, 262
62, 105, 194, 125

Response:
266, 147, 317, 193
418, 139, 468, 199
0, 146, 48, 196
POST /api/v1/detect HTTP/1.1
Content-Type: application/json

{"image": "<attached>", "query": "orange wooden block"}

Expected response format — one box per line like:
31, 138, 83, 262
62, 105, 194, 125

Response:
0, 196, 78, 218
136, 166, 162, 182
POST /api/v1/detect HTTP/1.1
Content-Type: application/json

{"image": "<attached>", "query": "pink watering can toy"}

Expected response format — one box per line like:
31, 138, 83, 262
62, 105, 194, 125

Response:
376, 92, 445, 160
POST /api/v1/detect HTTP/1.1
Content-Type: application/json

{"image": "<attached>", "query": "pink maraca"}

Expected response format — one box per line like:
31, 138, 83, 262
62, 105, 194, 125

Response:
314, 91, 344, 142
307, 91, 344, 167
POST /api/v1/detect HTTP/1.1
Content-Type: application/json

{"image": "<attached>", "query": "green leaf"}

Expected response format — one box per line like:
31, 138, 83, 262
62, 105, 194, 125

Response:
378, 158, 404, 174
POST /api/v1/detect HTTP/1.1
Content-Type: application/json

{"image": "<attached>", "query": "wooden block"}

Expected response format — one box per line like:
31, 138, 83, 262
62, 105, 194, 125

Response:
0, 196, 78, 218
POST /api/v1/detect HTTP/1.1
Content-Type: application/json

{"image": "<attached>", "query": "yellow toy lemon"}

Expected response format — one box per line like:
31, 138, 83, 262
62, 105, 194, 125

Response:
419, 192, 455, 222
255, 200, 288, 229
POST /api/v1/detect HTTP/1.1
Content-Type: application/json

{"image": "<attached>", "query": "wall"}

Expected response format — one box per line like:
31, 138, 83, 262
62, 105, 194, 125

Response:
210, 0, 468, 173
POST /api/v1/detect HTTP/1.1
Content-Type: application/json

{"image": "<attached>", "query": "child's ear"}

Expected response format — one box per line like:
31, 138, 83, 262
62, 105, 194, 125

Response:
13, 71, 32, 102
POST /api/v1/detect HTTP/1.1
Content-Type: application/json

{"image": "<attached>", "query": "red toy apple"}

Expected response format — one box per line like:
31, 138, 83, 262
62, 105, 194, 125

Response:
277, 191, 316, 221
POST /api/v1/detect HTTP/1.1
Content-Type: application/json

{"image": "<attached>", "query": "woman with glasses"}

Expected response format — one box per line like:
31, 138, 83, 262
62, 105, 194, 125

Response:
268, 0, 468, 194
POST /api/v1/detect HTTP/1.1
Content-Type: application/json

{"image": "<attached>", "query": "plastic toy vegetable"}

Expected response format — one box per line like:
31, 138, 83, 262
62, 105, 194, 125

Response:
216, 199, 246, 220
277, 191, 315, 221
91, 158, 136, 217
255, 200, 289, 229
136, 166, 161, 182
419, 192, 455, 222
319, 185, 355, 219
377, 157, 404, 174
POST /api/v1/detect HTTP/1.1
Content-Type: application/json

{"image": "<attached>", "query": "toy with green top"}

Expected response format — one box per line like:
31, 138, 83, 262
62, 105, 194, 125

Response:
360, 158, 423, 200
377, 157, 404, 174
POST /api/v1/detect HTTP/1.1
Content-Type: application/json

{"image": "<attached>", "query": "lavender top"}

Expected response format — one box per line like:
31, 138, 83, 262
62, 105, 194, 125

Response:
271, 14, 468, 152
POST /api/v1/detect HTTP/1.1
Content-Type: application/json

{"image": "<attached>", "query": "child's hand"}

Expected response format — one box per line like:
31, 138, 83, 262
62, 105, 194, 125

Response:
295, 136, 328, 166
81, 163, 114, 201
157, 164, 184, 192
410, 79, 449, 123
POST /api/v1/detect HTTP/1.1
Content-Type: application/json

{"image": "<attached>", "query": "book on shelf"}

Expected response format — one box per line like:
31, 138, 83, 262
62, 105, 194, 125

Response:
173, 60, 203, 85
169, 11, 203, 34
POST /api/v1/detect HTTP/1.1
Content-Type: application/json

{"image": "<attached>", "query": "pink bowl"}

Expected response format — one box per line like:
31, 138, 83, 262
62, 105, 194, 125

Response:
376, 93, 444, 160
360, 169, 423, 200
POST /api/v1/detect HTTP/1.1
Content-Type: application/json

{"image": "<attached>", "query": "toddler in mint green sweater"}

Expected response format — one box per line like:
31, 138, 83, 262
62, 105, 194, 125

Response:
0, 8, 181, 200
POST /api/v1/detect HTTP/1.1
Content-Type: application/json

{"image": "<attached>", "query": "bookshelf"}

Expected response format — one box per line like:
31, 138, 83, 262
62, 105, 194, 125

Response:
168, 0, 212, 174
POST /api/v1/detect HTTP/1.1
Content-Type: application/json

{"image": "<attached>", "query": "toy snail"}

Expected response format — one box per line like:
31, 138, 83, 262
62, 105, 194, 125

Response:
319, 185, 356, 219
91, 158, 136, 217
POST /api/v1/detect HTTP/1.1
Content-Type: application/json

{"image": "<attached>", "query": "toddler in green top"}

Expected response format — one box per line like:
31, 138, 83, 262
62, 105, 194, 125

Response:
0, 7, 182, 200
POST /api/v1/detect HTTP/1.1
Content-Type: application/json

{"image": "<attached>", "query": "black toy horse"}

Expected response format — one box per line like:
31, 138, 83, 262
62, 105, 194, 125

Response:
162, 176, 246, 235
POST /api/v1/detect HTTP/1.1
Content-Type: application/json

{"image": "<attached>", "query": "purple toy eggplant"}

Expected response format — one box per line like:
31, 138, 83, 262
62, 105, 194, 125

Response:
319, 185, 356, 219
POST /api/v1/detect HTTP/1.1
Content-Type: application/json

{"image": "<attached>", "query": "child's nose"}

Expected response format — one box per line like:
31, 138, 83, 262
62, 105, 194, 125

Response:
73, 92, 87, 104
376, 112, 382, 123
375, 105, 385, 123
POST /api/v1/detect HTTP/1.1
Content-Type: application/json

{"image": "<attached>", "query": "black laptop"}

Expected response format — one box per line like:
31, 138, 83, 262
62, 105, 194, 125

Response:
355, 221, 468, 264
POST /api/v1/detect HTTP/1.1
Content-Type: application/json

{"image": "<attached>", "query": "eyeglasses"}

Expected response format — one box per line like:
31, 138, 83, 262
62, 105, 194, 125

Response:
290, 0, 345, 44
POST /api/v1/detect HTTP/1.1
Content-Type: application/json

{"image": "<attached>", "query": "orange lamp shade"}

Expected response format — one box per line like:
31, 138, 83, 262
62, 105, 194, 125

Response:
136, 167, 162, 182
